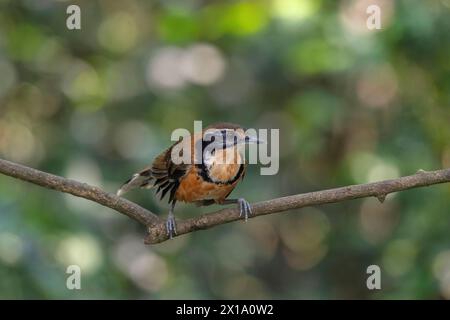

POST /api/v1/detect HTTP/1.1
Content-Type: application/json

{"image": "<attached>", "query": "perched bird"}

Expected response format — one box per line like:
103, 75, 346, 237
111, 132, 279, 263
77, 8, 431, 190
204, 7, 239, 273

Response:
117, 122, 261, 238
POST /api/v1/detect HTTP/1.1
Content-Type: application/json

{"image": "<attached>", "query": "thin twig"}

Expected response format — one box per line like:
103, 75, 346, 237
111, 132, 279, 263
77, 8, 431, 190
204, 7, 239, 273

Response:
1, 158, 450, 245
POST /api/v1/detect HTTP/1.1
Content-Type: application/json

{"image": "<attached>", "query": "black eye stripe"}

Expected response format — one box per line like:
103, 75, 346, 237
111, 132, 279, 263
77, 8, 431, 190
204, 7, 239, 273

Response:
202, 129, 242, 151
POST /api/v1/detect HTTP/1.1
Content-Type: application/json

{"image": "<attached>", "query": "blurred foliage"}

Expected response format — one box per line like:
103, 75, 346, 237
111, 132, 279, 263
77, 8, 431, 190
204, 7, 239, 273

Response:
0, 0, 450, 299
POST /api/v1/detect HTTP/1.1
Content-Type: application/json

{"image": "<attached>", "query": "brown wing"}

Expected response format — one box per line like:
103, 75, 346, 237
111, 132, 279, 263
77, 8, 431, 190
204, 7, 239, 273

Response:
117, 140, 190, 202
151, 142, 190, 203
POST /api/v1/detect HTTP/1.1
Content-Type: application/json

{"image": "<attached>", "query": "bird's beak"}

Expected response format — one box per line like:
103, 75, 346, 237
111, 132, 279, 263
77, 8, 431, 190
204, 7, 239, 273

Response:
244, 136, 264, 144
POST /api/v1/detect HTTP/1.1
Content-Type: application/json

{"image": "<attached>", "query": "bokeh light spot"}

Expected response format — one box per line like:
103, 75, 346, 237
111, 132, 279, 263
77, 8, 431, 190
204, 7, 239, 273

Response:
181, 44, 226, 85
0, 232, 24, 265
273, 0, 319, 22
98, 12, 138, 54
55, 234, 103, 274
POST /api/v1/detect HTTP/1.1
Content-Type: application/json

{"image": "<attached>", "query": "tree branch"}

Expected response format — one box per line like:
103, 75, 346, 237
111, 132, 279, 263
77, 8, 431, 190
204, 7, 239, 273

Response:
1, 158, 450, 245
0, 158, 161, 227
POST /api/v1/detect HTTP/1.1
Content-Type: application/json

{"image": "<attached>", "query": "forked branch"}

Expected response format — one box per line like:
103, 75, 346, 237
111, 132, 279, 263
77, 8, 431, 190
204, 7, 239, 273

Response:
1, 158, 449, 245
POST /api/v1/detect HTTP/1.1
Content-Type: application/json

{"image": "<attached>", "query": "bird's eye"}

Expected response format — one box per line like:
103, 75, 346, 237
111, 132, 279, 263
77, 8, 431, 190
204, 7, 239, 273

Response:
204, 132, 217, 141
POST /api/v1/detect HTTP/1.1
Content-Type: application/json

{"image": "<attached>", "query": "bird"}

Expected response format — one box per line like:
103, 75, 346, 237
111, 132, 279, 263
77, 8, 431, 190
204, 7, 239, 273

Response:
116, 122, 262, 238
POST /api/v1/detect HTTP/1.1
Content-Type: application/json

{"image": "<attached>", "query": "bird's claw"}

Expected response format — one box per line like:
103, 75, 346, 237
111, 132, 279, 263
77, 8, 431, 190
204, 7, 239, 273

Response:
237, 198, 252, 221
165, 213, 177, 239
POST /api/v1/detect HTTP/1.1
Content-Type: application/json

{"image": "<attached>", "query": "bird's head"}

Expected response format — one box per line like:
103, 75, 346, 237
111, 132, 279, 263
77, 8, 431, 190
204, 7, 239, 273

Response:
198, 122, 263, 166
202, 122, 262, 150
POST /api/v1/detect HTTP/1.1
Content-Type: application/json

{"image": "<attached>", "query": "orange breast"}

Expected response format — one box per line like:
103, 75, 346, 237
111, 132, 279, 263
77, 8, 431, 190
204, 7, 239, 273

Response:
175, 166, 241, 203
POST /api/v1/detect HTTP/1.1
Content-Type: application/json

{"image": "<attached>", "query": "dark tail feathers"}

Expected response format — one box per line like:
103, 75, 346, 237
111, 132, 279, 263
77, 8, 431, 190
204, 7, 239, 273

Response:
116, 169, 153, 196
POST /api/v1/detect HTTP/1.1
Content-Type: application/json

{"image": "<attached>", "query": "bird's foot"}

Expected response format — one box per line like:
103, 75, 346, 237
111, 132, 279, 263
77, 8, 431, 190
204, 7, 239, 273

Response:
237, 198, 252, 221
165, 212, 177, 239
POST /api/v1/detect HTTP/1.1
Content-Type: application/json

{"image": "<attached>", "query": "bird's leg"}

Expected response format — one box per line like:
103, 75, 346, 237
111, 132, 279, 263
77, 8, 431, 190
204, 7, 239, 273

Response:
219, 198, 252, 221
165, 201, 177, 239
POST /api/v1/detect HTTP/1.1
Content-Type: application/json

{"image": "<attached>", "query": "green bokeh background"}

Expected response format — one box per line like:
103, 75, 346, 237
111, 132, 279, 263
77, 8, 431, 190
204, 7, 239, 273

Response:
0, 0, 449, 299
